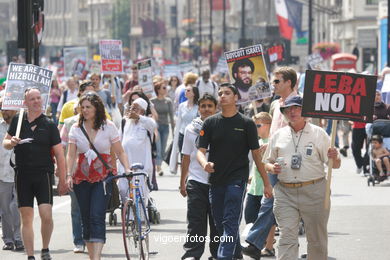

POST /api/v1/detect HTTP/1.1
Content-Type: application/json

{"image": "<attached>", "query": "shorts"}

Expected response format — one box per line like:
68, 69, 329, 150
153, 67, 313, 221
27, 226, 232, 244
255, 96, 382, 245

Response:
15, 171, 53, 208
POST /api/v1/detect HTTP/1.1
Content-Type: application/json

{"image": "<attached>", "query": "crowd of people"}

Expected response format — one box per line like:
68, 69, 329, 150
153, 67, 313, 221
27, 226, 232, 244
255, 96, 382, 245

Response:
0, 62, 389, 260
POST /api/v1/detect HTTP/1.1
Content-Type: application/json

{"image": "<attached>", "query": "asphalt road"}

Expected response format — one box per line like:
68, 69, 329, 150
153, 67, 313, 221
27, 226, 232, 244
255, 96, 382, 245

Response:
2, 151, 390, 260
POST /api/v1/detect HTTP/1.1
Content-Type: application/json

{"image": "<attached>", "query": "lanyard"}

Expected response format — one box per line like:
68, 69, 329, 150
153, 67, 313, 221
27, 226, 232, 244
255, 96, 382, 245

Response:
291, 128, 304, 153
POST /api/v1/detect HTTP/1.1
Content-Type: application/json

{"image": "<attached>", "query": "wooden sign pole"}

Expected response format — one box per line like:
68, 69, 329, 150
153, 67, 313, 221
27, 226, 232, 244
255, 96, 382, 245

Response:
324, 119, 337, 210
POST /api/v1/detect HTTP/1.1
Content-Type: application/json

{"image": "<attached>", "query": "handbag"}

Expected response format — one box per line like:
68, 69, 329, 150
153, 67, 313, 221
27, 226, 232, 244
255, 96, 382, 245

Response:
80, 125, 121, 211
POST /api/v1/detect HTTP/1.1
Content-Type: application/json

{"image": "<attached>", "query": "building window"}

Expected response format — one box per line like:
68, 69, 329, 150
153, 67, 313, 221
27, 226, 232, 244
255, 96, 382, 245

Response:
366, 0, 379, 4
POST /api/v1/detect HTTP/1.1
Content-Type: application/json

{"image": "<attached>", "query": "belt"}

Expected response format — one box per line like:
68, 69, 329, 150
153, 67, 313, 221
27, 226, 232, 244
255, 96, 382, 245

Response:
279, 177, 325, 188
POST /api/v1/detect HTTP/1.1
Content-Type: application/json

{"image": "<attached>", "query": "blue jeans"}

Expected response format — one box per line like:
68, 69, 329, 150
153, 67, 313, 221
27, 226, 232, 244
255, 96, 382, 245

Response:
69, 190, 85, 246
156, 124, 169, 166
50, 102, 58, 124
210, 180, 246, 260
74, 181, 112, 243
246, 173, 278, 250
244, 193, 262, 224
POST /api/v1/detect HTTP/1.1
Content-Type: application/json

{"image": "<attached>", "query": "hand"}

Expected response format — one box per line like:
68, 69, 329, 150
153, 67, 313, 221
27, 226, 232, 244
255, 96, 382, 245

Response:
180, 184, 187, 197
10, 136, 21, 147
58, 180, 69, 196
66, 176, 73, 192
272, 163, 283, 174
128, 110, 139, 120
327, 147, 339, 160
263, 184, 273, 198
203, 162, 215, 173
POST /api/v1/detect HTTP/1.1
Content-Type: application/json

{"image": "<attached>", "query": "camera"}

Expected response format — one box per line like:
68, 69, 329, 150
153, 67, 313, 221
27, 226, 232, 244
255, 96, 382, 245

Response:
291, 153, 302, 169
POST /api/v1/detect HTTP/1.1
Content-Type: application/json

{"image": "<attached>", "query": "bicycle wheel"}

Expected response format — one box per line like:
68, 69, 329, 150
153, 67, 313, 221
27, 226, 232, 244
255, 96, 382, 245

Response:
122, 200, 138, 260
136, 197, 150, 260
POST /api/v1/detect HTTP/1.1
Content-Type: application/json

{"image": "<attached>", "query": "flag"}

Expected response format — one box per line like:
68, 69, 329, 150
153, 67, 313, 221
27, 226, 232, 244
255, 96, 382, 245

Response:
212, 0, 230, 11
285, 0, 304, 38
274, 0, 293, 40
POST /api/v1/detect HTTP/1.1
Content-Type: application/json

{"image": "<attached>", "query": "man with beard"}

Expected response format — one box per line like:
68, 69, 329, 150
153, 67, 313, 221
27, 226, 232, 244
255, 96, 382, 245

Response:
232, 59, 255, 103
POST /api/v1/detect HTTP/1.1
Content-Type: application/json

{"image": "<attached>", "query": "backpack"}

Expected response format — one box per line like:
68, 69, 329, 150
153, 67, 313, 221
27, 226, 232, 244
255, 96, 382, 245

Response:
196, 80, 217, 96
121, 118, 157, 158
63, 90, 68, 103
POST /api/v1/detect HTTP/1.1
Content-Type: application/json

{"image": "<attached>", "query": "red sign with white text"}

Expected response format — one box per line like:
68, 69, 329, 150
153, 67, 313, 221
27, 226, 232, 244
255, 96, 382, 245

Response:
99, 40, 123, 74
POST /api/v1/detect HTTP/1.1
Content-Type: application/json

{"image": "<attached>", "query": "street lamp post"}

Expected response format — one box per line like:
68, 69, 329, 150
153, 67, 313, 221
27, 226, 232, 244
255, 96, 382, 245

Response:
209, 0, 213, 71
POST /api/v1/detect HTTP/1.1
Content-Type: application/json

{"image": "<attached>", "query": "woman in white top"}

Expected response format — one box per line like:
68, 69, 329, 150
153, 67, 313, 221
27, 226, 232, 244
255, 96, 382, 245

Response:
169, 85, 200, 174
66, 92, 131, 260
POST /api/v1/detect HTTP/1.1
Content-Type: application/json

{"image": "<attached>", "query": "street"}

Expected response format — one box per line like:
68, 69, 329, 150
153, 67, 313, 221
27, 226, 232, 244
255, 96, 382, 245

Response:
2, 152, 390, 260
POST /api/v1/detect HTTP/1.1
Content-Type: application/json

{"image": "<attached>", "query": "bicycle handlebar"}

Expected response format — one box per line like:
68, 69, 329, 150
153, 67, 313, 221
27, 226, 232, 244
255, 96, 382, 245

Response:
104, 172, 149, 184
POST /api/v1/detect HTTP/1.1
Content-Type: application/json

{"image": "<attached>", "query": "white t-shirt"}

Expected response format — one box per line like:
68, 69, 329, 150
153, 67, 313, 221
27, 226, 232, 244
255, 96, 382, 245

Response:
182, 123, 209, 185
196, 79, 218, 98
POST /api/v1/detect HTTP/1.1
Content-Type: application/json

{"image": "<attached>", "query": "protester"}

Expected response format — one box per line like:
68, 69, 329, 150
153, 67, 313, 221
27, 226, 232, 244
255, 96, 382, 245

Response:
167, 75, 181, 103
66, 92, 131, 260
3, 88, 68, 260
175, 72, 198, 111
351, 120, 368, 175
49, 79, 61, 124
151, 81, 175, 176
56, 77, 78, 119
0, 99, 24, 252
123, 64, 138, 94
197, 83, 272, 260
196, 69, 218, 98
90, 73, 113, 114
169, 85, 199, 174
242, 66, 299, 260
118, 97, 157, 209
264, 95, 341, 260
180, 94, 219, 260
373, 90, 390, 120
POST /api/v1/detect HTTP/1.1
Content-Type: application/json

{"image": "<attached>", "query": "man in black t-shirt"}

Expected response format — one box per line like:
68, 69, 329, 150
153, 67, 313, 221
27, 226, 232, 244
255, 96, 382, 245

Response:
197, 83, 272, 260
3, 88, 68, 260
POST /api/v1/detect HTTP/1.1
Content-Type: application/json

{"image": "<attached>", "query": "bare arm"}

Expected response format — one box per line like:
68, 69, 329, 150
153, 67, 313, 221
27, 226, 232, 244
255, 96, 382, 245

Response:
197, 148, 215, 173
3, 133, 20, 150
252, 148, 272, 198
111, 141, 131, 173
180, 154, 190, 197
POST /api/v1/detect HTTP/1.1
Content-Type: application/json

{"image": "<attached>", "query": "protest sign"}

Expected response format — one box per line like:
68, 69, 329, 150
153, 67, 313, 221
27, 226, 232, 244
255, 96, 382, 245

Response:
215, 56, 229, 74
99, 40, 123, 74
63, 47, 88, 77
307, 53, 324, 70
137, 59, 154, 96
225, 44, 271, 104
180, 62, 197, 75
2, 63, 53, 111
302, 70, 377, 122
163, 65, 181, 79
381, 73, 390, 93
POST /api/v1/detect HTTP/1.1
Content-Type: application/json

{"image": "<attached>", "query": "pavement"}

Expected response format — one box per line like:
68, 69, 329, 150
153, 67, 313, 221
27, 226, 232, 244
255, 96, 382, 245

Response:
2, 149, 390, 260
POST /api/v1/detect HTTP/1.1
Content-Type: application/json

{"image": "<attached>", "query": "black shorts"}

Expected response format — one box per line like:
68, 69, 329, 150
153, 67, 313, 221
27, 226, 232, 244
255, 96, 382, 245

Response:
15, 172, 53, 208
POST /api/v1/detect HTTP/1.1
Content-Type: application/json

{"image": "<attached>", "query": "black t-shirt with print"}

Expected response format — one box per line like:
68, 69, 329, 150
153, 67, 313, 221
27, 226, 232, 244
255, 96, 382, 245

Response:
198, 112, 259, 185
8, 113, 61, 174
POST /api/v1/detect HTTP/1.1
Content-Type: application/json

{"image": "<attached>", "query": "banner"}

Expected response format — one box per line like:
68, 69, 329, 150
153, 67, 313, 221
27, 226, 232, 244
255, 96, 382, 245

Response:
63, 47, 88, 77
137, 59, 154, 97
225, 44, 271, 104
302, 70, 377, 122
2, 63, 53, 110
99, 40, 123, 74
306, 53, 324, 70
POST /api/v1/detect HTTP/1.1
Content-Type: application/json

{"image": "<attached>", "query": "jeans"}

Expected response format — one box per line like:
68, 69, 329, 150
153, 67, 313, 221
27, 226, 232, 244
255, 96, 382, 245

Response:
182, 180, 219, 259
246, 173, 278, 250
50, 102, 58, 124
69, 190, 85, 246
74, 181, 112, 243
156, 124, 169, 166
210, 180, 246, 260
244, 193, 262, 224
0, 181, 21, 243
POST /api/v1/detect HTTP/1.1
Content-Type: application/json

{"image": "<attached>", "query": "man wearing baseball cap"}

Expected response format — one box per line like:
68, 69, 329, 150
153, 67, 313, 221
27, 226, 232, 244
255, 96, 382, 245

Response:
262, 95, 341, 260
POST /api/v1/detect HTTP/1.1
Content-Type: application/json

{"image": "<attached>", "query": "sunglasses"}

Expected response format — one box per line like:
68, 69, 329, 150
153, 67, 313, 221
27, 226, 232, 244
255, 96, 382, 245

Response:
273, 79, 280, 84
158, 87, 166, 90
256, 124, 263, 128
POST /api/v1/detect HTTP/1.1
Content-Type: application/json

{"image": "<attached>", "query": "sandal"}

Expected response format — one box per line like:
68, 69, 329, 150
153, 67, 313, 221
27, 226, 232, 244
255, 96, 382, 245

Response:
260, 248, 275, 257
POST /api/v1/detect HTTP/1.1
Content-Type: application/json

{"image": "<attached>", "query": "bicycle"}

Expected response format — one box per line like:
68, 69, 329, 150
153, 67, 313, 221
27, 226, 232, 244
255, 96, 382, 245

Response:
104, 164, 151, 260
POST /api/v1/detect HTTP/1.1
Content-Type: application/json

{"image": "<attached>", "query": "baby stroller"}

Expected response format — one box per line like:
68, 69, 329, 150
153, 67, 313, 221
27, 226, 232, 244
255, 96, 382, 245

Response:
366, 119, 390, 186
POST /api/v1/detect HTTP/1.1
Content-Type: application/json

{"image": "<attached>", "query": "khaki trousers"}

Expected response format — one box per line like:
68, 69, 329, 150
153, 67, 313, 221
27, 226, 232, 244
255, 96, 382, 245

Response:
273, 178, 330, 260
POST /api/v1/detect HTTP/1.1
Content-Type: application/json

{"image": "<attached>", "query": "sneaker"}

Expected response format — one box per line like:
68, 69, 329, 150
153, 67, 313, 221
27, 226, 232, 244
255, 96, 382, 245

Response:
14, 240, 24, 251
241, 244, 261, 260
41, 250, 52, 260
2, 242, 14, 250
339, 148, 347, 157
73, 244, 85, 253
356, 167, 362, 174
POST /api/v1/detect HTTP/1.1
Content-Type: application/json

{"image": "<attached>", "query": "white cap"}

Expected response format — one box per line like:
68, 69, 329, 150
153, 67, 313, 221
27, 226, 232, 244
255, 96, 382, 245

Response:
132, 97, 148, 111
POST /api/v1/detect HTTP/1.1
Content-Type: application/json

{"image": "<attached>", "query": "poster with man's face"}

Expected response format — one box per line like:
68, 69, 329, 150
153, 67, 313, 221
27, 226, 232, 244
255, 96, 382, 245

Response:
225, 44, 271, 104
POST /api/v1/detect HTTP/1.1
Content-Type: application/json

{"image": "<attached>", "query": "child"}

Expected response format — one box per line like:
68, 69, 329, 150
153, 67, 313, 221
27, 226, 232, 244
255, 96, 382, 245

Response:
371, 135, 390, 176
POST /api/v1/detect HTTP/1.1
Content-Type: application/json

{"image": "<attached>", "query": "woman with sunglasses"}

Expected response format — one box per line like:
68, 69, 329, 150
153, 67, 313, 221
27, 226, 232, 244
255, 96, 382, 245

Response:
167, 76, 181, 106
151, 81, 175, 176
66, 92, 131, 260
169, 85, 200, 174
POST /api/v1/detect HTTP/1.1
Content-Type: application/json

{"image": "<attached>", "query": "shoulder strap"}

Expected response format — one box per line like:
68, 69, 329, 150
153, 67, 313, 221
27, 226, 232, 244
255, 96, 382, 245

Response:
63, 90, 68, 103
79, 124, 112, 170
121, 118, 126, 137
196, 80, 200, 87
